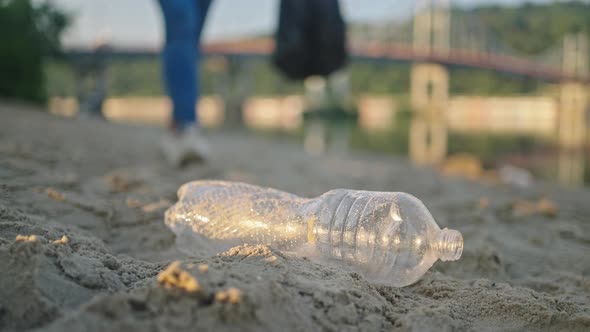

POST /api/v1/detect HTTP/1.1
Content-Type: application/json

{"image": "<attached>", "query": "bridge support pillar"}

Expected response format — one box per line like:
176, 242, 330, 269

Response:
409, 110, 447, 166
557, 149, 585, 187
410, 63, 449, 111
409, 62, 449, 166
408, 1, 450, 165
409, 63, 449, 165
558, 82, 587, 149
413, 0, 450, 56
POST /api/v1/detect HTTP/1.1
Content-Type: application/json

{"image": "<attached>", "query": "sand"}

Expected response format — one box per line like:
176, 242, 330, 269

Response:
0, 102, 589, 331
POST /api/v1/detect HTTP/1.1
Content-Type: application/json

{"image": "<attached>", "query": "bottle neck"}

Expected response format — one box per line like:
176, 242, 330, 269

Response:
435, 228, 463, 261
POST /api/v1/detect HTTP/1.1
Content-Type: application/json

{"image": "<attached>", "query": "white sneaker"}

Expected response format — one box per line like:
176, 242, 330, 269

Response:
160, 126, 209, 167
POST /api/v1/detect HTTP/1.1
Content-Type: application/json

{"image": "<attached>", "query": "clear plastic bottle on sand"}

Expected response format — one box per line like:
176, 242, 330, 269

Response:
165, 181, 463, 287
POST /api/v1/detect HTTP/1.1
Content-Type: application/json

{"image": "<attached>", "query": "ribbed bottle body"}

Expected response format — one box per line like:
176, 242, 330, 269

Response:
310, 189, 425, 284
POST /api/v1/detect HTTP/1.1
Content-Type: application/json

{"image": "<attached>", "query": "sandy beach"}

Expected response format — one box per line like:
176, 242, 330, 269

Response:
1, 102, 589, 331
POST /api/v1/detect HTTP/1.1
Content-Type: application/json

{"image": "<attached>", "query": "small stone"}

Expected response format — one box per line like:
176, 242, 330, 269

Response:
142, 199, 172, 213
157, 261, 200, 293
52, 235, 69, 245
126, 197, 142, 209
537, 198, 557, 218
104, 173, 134, 192
511, 199, 537, 217
512, 198, 558, 218
440, 154, 483, 180
15, 234, 38, 242
478, 197, 489, 210
102, 254, 121, 270
198, 264, 209, 273
45, 188, 65, 201
215, 287, 243, 304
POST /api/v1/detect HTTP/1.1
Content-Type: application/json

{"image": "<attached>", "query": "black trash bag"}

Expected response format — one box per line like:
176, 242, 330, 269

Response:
272, 0, 347, 80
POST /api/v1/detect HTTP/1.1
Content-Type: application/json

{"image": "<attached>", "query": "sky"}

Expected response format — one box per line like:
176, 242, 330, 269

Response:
50, 0, 555, 48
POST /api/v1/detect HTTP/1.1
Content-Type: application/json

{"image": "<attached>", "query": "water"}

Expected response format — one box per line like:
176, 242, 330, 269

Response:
356, 119, 588, 188
48, 95, 589, 187
226, 93, 588, 187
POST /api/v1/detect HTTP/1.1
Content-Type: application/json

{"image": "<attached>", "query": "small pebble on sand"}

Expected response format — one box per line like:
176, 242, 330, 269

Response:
215, 287, 243, 304
53, 235, 69, 245
15, 234, 38, 242
157, 261, 200, 293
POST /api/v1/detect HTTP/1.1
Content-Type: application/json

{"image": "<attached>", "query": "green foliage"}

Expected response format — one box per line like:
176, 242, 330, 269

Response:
43, 1, 590, 99
249, 61, 303, 95
469, 2, 590, 55
0, 0, 69, 103
45, 58, 305, 98
449, 68, 540, 95
108, 60, 164, 96
349, 63, 409, 95
44, 60, 76, 97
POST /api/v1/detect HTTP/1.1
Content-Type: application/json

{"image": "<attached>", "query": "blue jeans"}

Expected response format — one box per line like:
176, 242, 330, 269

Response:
158, 0, 212, 127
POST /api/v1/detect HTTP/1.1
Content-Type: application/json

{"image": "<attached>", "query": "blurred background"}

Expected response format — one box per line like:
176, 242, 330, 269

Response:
2, 0, 590, 187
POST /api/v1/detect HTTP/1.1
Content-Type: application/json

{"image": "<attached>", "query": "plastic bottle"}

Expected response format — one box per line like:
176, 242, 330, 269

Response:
165, 181, 463, 287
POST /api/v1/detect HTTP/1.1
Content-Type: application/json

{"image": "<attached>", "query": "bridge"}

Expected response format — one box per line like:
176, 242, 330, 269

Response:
66, 0, 589, 83
65, 0, 589, 150
65, 33, 590, 84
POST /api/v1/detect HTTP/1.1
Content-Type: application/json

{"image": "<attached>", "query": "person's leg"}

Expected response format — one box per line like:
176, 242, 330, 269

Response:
158, 0, 198, 128
190, 0, 212, 123
195, 0, 213, 39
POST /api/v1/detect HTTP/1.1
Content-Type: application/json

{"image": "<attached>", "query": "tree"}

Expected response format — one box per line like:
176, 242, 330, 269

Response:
0, 0, 68, 103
